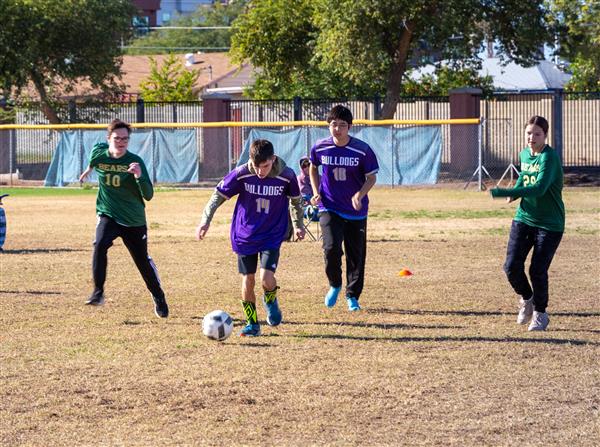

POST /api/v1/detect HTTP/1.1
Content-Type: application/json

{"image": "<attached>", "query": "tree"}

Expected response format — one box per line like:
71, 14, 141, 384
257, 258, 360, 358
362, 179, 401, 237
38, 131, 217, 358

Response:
139, 55, 200, 101
546, 0, 600, 91
231, 0, 553, 118
0, 0, 136, 123
127, 0, 248, 55
401, 66, 495, 97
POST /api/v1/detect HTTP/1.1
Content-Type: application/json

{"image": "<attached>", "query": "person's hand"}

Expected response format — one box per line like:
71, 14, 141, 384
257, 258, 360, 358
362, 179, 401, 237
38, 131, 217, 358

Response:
351, 192, 363, 211
310, 194, 321, 206
79, 171, 89, 183
127, 162, 141, 179
295, 227, 306, 241
506, 196, 515, 203
196, 223, 210, 240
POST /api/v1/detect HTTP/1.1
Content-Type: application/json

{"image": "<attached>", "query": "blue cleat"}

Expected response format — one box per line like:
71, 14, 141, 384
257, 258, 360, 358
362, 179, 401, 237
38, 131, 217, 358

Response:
263, 298, 282, 326
347, 297, 361, 311
262, 288, 282, 326
325, 286, 341, 307
239, 323, 261, 337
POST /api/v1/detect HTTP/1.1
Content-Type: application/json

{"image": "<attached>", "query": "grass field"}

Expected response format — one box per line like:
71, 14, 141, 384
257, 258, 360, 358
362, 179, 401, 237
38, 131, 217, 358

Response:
1, 186, 599, 446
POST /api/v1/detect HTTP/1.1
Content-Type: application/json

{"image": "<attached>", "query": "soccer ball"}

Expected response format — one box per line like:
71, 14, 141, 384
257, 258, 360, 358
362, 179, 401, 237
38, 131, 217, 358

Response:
202, 310, 234, 341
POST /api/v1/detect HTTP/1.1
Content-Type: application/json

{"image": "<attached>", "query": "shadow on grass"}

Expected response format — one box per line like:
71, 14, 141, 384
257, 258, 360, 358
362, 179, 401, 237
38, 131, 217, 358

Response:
371, 308, 600, 318
0, 248, 84, 254
0, 289, 62, 295
292, 333, 599, 346
551, 328, 600, 335
283, 320, 463, 330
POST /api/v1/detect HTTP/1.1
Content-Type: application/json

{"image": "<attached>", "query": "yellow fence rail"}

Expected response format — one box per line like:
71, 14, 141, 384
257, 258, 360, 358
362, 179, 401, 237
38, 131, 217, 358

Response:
0, 118, 481, 131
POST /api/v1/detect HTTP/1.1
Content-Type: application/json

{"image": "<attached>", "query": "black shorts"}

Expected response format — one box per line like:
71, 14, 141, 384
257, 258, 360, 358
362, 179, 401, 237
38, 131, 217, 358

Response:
237, 248, 280, 275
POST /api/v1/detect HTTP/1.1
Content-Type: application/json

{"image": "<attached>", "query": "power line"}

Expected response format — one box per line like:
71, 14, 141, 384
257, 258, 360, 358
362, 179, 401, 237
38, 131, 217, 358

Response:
123, 46, 230, 50
140, 26, 232, 30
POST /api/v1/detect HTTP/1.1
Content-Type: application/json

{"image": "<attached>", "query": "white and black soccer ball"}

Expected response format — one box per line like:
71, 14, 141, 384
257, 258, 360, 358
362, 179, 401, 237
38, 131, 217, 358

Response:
202, 310, 234, 341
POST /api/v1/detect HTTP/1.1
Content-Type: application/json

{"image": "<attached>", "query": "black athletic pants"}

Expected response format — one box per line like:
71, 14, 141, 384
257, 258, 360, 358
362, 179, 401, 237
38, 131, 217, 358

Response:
503, 220, 562, 313
320, 211, 367, 300
92, 215, 165, 299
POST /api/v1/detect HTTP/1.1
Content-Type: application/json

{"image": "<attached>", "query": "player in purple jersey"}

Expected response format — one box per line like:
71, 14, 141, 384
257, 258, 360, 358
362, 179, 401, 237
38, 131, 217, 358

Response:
309, 105, 378, 311
196, 140, 305, 337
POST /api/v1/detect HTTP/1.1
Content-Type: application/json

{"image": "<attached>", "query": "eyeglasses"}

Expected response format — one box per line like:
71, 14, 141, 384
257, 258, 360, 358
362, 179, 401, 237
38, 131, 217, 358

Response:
329, 121, 349, 130
301, 162, 310, 168
113, 136, 130, 142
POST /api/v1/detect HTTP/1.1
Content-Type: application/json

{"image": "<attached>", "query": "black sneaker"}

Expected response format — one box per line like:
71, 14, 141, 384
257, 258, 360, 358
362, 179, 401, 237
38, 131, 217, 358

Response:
85, 290, 105, 306
152, 294, 169, 318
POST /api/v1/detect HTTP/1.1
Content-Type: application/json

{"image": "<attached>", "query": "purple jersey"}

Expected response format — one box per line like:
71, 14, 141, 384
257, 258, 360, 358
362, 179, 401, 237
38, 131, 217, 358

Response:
217, 164, 300, 255
310, 136, 379, 218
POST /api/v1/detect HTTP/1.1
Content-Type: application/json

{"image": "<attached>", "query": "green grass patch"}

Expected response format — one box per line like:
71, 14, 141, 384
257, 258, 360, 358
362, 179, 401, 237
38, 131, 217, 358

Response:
0, 187, 97, 197
370, 209, 514, 220
0, 186, 177, 197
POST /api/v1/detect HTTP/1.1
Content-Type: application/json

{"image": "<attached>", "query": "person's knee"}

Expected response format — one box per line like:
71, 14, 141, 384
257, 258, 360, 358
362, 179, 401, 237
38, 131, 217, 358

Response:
93, 238, 113, 252
242, 274, 256, 288
503, 259, 523, 278
528, 264, 548, 281
324, 243, 343, 259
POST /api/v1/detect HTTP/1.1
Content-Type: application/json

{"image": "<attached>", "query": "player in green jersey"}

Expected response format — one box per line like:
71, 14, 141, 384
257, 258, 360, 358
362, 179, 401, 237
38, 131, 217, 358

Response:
79, 119, 169, 318
491, 116, 564, 331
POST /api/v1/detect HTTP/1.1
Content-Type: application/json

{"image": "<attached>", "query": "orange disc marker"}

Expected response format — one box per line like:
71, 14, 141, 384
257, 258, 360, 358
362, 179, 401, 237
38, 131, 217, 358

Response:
398, 269, 413, 276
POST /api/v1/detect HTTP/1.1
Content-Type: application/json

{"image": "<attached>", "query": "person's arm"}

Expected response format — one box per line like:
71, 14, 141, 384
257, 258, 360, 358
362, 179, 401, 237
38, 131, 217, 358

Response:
351, 173, 377, 211
195, 190, 227, 240
80, 143, 106, 183
491, 153, 556, 199
503, 171, 525, 203
289, 196, 306, 240
129, 161, 153, 201
79, 166, 93, 183
309, 164, 321, 206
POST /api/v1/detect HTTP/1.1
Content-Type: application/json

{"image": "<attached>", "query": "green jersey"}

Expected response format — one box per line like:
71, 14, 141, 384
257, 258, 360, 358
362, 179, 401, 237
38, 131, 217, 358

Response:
491, 145, 564, 232
89, 143, 153, 227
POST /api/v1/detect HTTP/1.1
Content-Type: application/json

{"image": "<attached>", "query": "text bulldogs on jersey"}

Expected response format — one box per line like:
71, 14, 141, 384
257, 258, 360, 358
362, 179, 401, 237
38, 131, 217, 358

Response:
243, 183, 286, 196
320, 155, 360, 167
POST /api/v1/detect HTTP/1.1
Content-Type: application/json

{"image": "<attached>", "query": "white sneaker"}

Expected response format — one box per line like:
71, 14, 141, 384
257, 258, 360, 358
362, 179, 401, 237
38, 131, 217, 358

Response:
528, 311, 549, 331
517, 297, 533, 324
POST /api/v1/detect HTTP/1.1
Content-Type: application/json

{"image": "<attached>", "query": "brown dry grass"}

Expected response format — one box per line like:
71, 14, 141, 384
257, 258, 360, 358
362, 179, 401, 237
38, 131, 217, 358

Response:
1, 186, 599, 446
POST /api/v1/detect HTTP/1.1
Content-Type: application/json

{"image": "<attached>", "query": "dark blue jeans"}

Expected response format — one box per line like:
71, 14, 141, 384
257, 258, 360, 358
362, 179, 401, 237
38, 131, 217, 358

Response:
503, 220, 563, 313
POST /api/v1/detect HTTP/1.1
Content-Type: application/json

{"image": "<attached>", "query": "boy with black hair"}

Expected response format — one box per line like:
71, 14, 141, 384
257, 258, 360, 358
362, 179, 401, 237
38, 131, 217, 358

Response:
309, 105, 379, 311
79, 119, 169, 318
196, 139, 305, 336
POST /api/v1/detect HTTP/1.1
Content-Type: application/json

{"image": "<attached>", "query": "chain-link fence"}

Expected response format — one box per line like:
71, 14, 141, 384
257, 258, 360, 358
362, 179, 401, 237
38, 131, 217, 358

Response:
1, 90, 599, 186
0, 120, 493, 190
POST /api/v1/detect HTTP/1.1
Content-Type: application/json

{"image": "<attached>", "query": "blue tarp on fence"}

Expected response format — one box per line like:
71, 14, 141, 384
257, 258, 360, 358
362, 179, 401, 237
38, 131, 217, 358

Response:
44, 129, 198, 186
44, 126, 441, 186
238, 126, 442, 185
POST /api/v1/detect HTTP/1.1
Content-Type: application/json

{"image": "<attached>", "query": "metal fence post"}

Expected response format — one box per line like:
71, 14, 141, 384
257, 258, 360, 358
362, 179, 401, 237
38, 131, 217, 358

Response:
552, 89, 563, 163
478, 120, 483, 191
136, 98, 145, 123
293, 96, 302, 121
68, 100, 77, 123
9, 129, 13, 186
374, 95, 381, 120
151, 129, 157, 183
